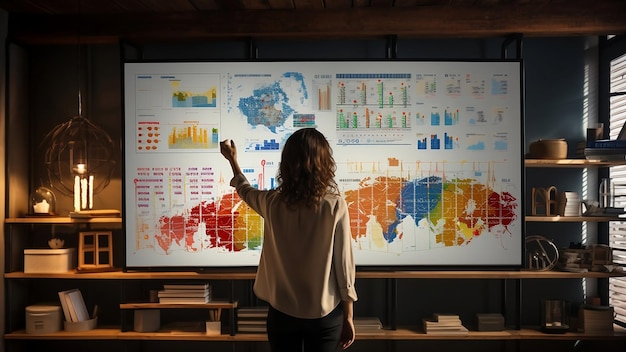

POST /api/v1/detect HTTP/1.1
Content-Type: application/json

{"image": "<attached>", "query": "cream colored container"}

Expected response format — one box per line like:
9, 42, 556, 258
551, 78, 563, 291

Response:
24, 248, 76, 273
25, 304, 62, 334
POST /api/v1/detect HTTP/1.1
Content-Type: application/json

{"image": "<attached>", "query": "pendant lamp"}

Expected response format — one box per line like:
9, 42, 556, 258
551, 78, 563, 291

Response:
42, 100, 116, 211
41, 1, 116, 211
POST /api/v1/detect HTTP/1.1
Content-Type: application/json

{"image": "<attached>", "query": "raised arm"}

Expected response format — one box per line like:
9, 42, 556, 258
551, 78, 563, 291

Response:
220, 139, 242, 177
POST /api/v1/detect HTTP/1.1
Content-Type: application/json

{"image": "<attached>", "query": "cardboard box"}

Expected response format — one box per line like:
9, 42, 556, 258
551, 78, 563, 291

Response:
134, 309, 160, 332
25, 304, 62, 334
578, 305, 614, 333
24, 248, 76, 273
476, 313, 505, 331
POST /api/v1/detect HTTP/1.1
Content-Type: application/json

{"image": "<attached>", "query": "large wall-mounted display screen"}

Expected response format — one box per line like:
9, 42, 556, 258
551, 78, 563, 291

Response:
123, 60, 523, 270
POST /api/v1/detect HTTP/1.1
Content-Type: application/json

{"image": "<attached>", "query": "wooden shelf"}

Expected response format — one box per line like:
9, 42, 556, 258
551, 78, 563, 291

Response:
120, 301, 237, 310
120, 301, 237, 327
4, 328, 121, 340
4, 270, 256, 280
5, 217, 122, 224
5, 270, 625, 280
356, 270, 626, 279
2, 328, 263, 341
6, 326, 625, 341
517, 327, 626, 340
526, 215, 624, 222
525, 159, 626, 168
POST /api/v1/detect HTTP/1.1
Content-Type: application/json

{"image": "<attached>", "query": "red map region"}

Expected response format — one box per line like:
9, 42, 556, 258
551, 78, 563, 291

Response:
439, 179, 517, 247
156, 192, 255, 254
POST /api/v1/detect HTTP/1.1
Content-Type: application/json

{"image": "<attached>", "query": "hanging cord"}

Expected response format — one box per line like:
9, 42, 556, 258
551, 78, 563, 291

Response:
76, 0, 83, 118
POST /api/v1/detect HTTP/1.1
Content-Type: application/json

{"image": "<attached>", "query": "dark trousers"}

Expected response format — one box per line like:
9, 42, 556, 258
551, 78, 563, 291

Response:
267, 304, 343, 352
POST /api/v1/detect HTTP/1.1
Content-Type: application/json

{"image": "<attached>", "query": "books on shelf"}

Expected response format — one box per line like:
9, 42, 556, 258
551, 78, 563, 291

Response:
237, 306, 268, 333
237, 306, 269, 318
163, 283, 210, 291
237, 323, 268, 333
158, 297, 210, 304
432, 313, 462, 323
354, 316, 383, 333
158, 283, 212, 304
423, 313, 469, 335
58, 288, 91, 322
158, 290, 210, 298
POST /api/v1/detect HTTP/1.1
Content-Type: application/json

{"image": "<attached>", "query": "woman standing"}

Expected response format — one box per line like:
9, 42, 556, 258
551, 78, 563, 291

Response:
220, 128, 358, 351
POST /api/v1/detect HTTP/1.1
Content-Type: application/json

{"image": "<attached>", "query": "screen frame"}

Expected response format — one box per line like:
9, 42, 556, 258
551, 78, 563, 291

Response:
121, 58, 525, 272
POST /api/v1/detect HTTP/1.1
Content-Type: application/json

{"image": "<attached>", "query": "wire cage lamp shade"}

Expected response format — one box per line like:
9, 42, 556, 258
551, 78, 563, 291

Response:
42, 115, 116, 198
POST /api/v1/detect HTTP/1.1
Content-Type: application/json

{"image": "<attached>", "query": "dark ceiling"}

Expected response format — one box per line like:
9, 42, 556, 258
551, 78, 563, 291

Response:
0, 0, 625, 44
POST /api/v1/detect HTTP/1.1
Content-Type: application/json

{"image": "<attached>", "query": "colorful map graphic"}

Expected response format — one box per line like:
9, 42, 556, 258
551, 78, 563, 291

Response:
142, 161, 517, 259
344, 175, 516, 250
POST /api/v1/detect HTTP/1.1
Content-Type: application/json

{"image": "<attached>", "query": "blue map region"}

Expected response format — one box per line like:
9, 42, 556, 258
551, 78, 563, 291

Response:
283, 72, 308, 103
388, 176, 443, 243
237, 73, 307, 132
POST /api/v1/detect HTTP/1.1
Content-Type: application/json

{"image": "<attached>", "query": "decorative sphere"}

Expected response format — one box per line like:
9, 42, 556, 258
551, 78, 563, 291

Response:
42, 116, 116, 197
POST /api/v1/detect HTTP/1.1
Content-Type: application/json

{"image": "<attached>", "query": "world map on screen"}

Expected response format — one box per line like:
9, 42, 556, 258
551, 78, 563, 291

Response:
152, 170, 517, 258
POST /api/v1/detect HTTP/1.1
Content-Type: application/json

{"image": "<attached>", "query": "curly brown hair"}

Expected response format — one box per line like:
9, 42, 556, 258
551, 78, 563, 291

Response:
276, 128, 339, 209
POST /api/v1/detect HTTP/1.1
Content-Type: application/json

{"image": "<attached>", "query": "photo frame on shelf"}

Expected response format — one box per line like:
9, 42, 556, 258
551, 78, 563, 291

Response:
77, 231, 115, 272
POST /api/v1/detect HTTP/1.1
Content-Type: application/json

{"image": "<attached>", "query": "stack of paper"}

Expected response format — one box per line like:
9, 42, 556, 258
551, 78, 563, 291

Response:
354, 317, 384, 333
423, 313, 469, 335
158, 283, 211, 304
237, 307, 268, 333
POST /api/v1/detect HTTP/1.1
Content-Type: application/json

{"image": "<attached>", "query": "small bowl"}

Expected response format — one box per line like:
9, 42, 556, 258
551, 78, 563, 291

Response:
48, 238, 64, 249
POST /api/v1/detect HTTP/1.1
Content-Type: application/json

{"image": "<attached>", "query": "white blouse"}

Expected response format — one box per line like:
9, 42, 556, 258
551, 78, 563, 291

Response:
230, 173, 358, 319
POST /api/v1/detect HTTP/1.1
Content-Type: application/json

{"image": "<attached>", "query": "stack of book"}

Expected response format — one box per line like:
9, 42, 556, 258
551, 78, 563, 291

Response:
354, 317, 383, 333
58, 288, 92, 322
422, 313, 469, 335
237, 306, 268, 333
158, 283, 211, 304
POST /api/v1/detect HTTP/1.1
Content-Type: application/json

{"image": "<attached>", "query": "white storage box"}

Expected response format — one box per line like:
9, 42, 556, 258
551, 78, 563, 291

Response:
26, 304, 62, 334
24, 248, 76, 273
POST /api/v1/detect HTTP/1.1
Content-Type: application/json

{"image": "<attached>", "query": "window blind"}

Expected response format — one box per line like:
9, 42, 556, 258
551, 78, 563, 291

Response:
609, 52, 626, 326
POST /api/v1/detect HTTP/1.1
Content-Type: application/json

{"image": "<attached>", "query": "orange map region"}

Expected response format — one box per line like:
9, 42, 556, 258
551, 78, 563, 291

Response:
345, 175, 517, 248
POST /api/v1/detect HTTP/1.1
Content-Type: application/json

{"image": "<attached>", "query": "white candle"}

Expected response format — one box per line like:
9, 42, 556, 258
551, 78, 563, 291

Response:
74, 176, 80, 212
81, 177, 87, 210
89, 175, 94, 209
